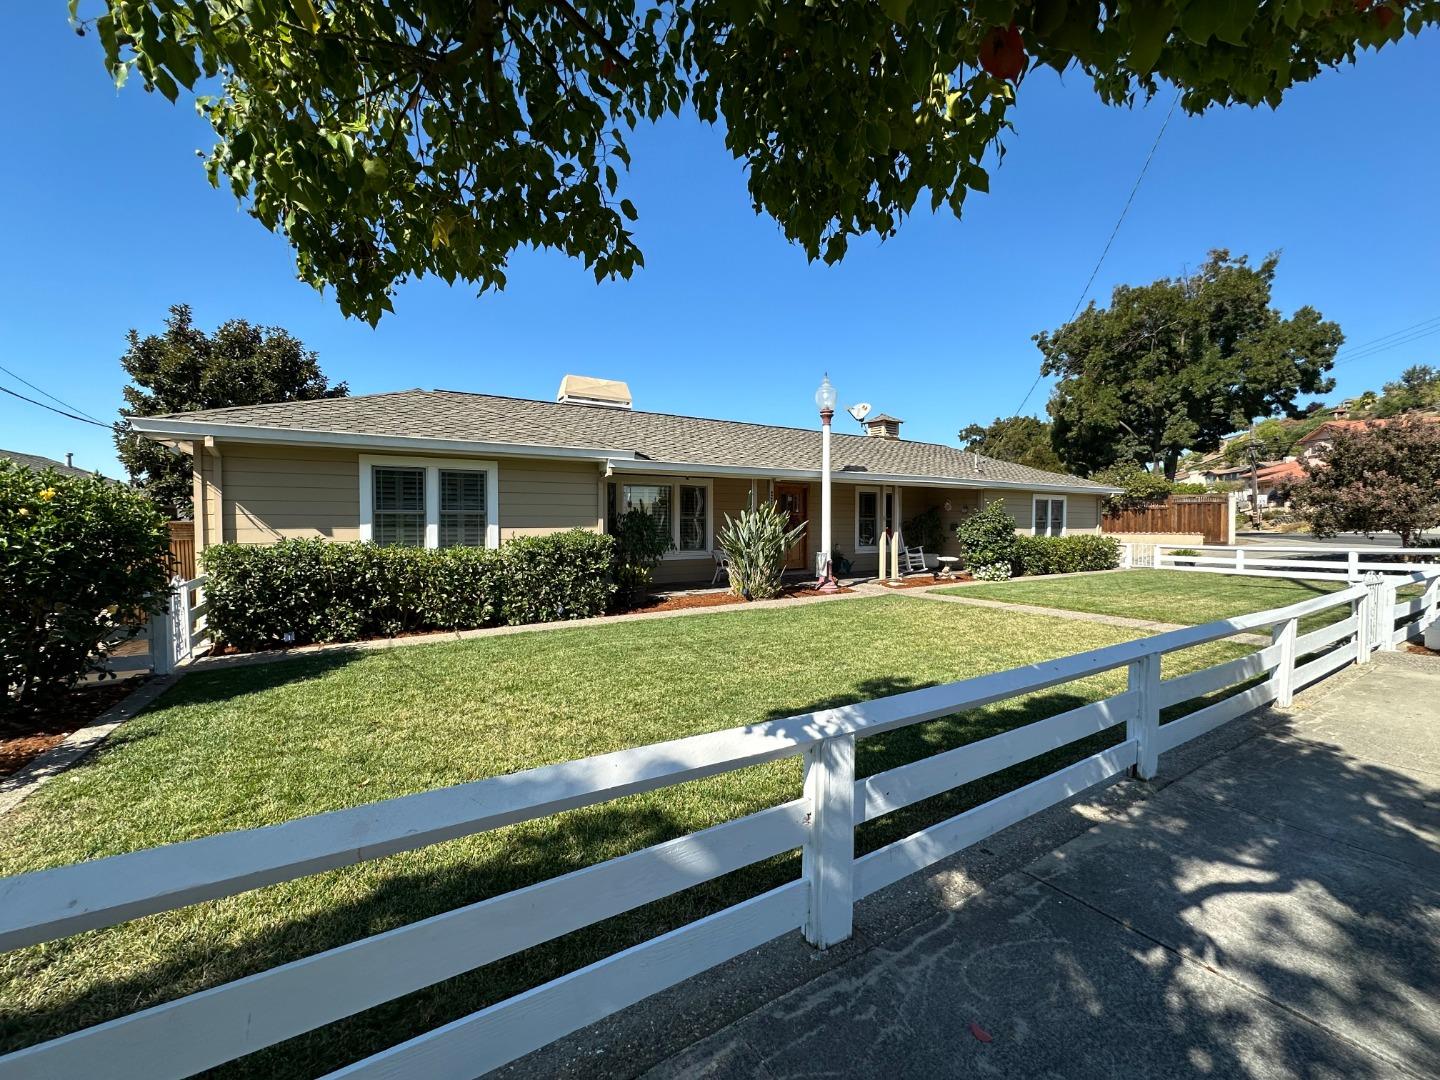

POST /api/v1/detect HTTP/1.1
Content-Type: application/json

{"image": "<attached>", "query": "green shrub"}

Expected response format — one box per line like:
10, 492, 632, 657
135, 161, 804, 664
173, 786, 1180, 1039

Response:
1, 461, 169, 718
952, 499, 1019, 570
499, 531, 616, 624
202, 531, 616, 651
1012, 535, 1122, 576
612, 508, 672, 608
718, 502, 805, 600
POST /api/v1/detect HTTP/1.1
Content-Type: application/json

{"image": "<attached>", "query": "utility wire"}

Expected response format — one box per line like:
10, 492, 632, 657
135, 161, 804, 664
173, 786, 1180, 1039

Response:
1014, 90, 1182, 417
0, 383, 113, 429
0, 362, 105, 423
1333, 317, 1440, 367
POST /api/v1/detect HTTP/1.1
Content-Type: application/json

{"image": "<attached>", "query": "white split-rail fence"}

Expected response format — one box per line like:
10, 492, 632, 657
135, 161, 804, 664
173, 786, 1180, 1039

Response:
2, 562, 1437, 1079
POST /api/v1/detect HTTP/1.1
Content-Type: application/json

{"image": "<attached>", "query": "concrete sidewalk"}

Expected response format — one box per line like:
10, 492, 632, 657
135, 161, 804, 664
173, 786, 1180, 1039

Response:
637, 653, 1440, 1080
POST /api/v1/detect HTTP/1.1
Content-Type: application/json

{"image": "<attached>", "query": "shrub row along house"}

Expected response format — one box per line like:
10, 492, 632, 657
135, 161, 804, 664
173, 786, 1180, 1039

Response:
129, 376, 1117, 583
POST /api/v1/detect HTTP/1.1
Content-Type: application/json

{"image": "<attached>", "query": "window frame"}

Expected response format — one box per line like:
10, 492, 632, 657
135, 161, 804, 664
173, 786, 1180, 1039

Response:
1032, 494, 1067, 537
608, 476, 714, 560
359, 455, 500, 549
854, 487, 880, 553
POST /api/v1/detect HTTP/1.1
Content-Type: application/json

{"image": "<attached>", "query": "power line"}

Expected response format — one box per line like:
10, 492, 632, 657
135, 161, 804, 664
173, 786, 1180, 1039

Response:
0, 383, 113, 429
1333, 317, 1440, 367
0, 362, 104, 423
1014, 90, 1181, 417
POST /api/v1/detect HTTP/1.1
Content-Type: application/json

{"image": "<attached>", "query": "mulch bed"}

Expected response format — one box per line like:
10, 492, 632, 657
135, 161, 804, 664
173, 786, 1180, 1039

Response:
633, 583, 855, 614
0, 678, 146, 780
878, 573, 974, 590
1403, 642, 1438, 658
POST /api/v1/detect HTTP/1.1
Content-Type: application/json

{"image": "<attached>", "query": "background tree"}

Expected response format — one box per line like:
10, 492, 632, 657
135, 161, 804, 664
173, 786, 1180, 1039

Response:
115, 305, 349, 516
1090, 462, 1173, 511
1038, 250, 1342, 479
958, 415, 1063, 472
74, 2, 1433, 322
1370, 364, 1440, 417
1293, 418, 1440, 547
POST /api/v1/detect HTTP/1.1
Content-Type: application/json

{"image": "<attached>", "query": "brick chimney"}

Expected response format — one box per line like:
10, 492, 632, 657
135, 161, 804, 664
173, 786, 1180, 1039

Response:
862, 413, 903, 439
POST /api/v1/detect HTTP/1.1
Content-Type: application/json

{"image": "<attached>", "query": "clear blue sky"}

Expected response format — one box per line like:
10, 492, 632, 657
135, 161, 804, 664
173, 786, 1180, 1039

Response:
2, 9, 1437, 479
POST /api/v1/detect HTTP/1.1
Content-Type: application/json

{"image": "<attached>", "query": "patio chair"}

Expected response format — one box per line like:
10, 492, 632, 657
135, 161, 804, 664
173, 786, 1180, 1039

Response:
896, 542, 929, 576
711, 548, 731, 586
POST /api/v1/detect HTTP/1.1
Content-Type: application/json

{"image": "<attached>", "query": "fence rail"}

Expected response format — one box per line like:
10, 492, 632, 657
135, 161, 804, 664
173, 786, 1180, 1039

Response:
2, 574, 1436, 1080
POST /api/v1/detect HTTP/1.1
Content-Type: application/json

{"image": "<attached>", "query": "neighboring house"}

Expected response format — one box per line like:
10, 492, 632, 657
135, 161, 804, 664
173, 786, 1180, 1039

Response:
128, 378, 1119, 583
0, 448, 103, 479
1296, 415, 1440, 463
1254, 459, 1306, 507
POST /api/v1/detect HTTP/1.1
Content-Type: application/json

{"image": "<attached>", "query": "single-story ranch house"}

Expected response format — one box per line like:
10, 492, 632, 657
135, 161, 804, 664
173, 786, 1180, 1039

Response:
130, 377, 1118, 584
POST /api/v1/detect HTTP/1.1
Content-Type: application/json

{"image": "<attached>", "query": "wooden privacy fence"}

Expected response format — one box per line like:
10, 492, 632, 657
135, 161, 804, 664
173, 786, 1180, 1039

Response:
1103, 495, 1231, 544
166, 520, 196, 580
2, 576, 1437, 1079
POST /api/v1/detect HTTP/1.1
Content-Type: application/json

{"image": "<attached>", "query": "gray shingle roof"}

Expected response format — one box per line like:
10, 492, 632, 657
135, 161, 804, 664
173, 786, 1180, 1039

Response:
140, 390, 1112, 492
0, 449, 102, 479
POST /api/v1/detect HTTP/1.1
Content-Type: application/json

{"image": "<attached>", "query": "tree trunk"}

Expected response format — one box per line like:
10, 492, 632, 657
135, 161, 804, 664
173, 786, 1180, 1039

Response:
1163, 452, 1180, 482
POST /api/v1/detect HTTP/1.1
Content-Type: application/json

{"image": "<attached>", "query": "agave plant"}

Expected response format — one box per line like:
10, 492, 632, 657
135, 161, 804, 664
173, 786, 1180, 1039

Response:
717, 502, 807, 600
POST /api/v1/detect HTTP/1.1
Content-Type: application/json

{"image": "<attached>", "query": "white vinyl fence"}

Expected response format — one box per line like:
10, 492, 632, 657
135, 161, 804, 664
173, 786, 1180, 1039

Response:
2, 576, 1437, 1079
148, 574, 212, 675
1149, 543, 1440, 581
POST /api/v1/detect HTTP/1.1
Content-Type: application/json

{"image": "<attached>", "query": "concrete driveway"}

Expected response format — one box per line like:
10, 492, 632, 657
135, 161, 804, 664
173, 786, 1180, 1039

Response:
640, 653, 1440, 1080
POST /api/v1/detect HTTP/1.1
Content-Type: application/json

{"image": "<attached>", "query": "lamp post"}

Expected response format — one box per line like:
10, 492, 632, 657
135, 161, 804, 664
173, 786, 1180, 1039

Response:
815, 375, 839, 593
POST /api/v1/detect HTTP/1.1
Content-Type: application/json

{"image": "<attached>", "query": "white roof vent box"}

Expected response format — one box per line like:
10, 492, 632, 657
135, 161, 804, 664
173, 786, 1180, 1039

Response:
556, 375, 633, 410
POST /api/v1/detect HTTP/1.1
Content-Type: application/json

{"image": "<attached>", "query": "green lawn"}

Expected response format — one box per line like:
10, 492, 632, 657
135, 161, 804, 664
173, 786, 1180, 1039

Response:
0, 596, 1247, 1077
940, 569, 1361, 632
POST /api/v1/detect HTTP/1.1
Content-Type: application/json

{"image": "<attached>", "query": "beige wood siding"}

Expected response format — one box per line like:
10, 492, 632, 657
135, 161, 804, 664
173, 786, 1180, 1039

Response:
1067, 495, 1102, 534
220, 444, 361, 544
499, 458, 603, 541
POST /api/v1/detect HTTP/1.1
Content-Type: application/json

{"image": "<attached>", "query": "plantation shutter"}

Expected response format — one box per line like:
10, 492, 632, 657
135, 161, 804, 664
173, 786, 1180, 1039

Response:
373, 467, 425, 547
439, 470, 487, 548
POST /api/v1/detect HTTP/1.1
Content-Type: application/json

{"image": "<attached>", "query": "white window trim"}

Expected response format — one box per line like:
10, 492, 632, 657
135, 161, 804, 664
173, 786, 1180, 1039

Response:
614, 476, 715, 560
854, 487, 880, 553
1033, 494, 1067, 537
359, 454, 500, 549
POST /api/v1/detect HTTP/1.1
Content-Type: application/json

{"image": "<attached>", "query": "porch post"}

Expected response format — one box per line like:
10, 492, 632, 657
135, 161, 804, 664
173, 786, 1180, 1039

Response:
749, 479, 757, 511
890, 486, 904, 581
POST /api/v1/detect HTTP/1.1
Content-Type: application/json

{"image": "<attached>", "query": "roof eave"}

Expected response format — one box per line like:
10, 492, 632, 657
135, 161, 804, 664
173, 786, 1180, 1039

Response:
125, 416, 638, 464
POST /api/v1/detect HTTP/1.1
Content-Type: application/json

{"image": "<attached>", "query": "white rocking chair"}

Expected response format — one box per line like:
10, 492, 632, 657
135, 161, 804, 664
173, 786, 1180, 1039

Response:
896, 542, 929, 576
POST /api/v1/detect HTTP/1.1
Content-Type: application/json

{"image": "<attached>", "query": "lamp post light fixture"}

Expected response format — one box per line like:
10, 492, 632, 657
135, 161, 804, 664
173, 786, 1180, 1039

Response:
815, 375, 839, 593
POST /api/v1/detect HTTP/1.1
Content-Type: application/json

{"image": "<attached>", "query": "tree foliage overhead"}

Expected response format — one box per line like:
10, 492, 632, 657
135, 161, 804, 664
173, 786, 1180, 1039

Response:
1038, 250, 1342, 480
1294, 417, 1440, 546
74, 0, 1435, 322
115, 304, 349, 516
958, 414, 1064, 472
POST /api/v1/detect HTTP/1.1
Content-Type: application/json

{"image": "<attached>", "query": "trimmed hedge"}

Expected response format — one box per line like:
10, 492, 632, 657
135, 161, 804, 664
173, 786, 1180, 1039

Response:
201, 531, 616, 652
1011, 534, 1121, 576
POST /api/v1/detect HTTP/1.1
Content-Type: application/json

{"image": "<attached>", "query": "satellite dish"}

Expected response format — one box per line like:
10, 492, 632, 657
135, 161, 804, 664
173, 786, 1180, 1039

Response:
848, 403, 872, 422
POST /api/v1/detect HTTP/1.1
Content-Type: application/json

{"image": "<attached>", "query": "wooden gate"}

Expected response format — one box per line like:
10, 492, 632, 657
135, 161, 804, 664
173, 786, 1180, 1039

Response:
1102, 496, 1229, 545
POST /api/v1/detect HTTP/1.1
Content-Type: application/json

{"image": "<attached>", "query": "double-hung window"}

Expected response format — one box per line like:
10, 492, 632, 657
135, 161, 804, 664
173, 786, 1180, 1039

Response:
856, 489, 879, 551
439, 470, 487, 548
1033, 496, 1066, 537
607, 479, 711, 556
372, 467, 426, 547
361, 456, 499, 549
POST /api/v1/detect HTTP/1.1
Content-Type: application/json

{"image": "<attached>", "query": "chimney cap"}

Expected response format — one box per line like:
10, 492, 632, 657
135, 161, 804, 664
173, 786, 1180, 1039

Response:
556, 375, 632, 409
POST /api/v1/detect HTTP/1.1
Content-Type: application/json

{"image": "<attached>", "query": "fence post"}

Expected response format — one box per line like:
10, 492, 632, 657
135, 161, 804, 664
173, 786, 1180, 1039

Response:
176, 580, 193, 662
1118, 543, 1132, 570
1347, 550, 1361, 582
1235, 548, 1246, 573
802, 733, 855, 949
1126, 653, 1161, 780
1378, 577, 1399, 652
149, 593, 176, 676
1154, 545, 1168, 569
1272, 616, 1298, 707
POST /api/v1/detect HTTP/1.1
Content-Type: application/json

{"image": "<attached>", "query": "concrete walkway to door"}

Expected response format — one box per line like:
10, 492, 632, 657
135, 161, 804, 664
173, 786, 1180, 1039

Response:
630, 651, 1440, 1080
